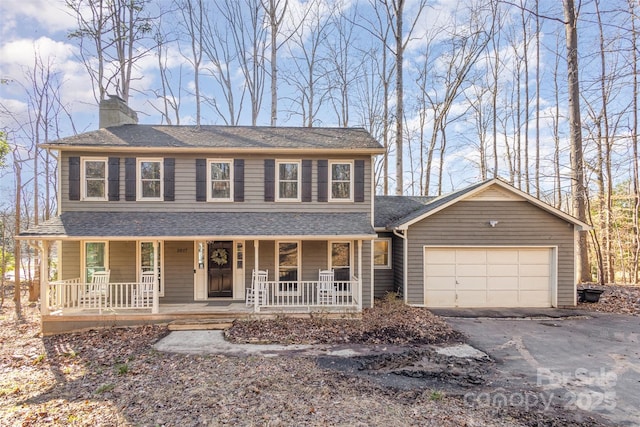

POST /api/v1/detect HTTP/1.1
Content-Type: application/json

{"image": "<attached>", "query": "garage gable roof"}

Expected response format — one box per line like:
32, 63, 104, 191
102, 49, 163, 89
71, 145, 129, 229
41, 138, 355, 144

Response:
388, 178, 591, 231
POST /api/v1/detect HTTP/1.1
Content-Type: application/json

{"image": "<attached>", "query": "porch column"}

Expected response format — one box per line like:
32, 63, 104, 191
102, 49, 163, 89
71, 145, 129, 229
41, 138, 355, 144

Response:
357, 240, 363, 311
40, 241, 49, 316
152, 241, 159, 314
254, 240, 259, 273
254, 240, 260, 312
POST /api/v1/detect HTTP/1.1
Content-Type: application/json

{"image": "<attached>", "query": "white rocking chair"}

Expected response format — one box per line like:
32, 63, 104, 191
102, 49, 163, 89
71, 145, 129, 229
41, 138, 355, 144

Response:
135, 271, 155, 307
317, 269, 335, 305
82, 270, 110, 306
246, 269, 268, 306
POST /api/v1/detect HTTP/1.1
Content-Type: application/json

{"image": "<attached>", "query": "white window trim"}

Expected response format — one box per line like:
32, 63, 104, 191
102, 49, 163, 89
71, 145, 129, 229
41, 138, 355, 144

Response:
137, 241, 165, 297
329, 160, 354, 202
137, 158, 164, 201
80, 157, 108, 201
275, 160, 301, 202
374, 238, 392, 269
276, 240, 301, 283
329, 240, 352, 279
82, 240, 109, 283
207, 159, 234, 202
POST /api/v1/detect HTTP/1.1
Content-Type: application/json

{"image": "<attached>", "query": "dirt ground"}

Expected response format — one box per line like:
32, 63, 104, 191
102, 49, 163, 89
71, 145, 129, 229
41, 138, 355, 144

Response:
577, 284, 640, 315
0, 288, 628, 426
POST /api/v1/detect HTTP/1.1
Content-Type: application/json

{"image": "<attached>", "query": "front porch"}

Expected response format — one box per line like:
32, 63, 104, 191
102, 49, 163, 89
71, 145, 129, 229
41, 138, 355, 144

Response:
45, 277, 362, 315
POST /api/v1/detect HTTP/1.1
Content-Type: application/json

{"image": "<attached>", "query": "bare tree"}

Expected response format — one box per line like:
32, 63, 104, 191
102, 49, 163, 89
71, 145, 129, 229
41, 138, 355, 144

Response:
630, 0, 639, 283
218, 0, 268, 126
66, 0, 155, 102
383, 0, 426, 195
282, 0, 333, 127
563, 0, 590, 282
201, 8, 245, 125
178, 0, 204, 125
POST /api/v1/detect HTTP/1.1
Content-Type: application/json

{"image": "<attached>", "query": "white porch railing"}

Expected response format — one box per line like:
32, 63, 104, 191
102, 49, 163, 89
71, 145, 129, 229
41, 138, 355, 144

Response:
48, 278, 153, 313
253, 276, 360, 312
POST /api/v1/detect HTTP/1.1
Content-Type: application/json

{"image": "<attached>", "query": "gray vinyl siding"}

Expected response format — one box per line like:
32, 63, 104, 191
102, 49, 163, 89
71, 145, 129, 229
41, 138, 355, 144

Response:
60, 151, 373, 216
373, 233, 394, 299
301, 241, 328, 280
392, 234, 404, 295
162, 241, 194, 303
405, 201, 576, 307
109, 241, 136, 282
61, 241, 80, 280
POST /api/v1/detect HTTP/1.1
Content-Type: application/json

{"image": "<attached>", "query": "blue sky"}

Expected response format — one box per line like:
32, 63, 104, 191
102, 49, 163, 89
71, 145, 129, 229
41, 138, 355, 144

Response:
0, 0, 636, 207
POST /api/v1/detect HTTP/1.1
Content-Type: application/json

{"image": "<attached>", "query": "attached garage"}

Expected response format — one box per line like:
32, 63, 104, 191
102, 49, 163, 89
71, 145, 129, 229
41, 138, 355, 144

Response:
424, 247, 554, 307
375, 179, 591, 309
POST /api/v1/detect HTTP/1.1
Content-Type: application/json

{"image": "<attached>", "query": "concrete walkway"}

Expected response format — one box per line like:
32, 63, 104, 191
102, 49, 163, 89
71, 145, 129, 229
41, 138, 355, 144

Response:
153, 330, 485, 359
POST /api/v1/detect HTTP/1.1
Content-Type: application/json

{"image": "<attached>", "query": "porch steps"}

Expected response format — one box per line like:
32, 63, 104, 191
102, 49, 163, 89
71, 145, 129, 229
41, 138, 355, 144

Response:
168, 318, 237, 331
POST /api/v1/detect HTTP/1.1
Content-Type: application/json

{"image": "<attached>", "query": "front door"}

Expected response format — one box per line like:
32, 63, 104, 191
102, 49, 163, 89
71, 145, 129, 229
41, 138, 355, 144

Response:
208, 241, 233, 297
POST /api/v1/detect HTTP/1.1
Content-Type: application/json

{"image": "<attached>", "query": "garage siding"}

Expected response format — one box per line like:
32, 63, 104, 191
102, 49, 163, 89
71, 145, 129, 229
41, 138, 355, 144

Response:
406, 201, 576, 307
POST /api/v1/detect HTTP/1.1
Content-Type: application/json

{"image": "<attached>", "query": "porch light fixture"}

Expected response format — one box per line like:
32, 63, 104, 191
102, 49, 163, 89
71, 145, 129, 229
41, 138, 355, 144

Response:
489, 220, 499, 228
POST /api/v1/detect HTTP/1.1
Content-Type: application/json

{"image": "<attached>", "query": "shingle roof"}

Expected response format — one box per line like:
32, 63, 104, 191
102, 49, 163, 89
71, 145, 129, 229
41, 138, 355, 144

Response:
41, 125, 384, 152
385, 181, 489, 228
17, 212, 376, 239
374, 196, 433, 228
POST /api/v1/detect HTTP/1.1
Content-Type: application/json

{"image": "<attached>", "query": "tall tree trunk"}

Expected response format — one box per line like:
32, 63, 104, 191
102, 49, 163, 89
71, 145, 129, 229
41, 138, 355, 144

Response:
13, 151, 22, 321
535, 0, 540, 198
563, 0, 590, 283
394, 0, 404, 195
630, 0, 639, 283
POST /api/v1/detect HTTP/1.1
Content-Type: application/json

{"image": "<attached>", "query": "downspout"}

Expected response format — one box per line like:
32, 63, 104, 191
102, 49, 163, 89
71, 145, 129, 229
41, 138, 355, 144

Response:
393, 228, 408, 304
47, 149, 61, 216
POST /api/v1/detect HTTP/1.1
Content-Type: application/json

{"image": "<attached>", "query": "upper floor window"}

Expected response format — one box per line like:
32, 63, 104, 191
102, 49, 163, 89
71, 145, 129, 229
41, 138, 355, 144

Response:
208, 160, 233, 201
81, 158, 107, 200
374, 239, 392, 269
137, 158, 163, 200
277, 160, 300, 201
330, 161, 352, 201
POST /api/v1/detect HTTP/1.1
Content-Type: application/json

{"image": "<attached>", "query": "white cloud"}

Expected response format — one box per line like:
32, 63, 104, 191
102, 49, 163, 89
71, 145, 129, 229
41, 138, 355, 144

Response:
0, 0, 75, 35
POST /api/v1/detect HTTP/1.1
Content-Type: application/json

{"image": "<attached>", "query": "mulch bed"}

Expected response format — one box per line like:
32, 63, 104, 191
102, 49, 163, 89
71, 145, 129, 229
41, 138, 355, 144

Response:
225, 296, 465, 345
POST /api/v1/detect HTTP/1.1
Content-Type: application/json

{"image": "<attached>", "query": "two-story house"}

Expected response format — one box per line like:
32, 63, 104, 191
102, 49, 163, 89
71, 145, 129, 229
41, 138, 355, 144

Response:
20, 97, 590, 334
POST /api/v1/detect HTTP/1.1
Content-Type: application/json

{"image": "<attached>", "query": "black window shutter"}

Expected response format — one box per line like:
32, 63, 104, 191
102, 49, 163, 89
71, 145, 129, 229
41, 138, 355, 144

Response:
196, 159, 206, 202
164, 158, 175, 201
125, 157, 136, 201
234, 159, 245, 202
264, 159, 275, 202
302, 160, 312, 202
354, 159, 365, 202
108, 157, 120, 201
69, 156, 80, 201
317, 159, 328, 202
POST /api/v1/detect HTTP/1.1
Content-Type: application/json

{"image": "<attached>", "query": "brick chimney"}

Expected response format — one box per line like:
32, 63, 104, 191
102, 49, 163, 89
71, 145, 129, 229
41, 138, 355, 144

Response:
99, 95, 138, 128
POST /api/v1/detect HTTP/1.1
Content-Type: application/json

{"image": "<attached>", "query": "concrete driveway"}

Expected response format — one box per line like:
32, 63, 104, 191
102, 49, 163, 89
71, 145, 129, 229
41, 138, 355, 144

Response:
444, 312, 640, 426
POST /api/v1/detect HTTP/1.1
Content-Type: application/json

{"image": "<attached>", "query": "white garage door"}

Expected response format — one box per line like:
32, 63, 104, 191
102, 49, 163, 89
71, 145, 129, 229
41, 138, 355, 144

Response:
424, 247, 552, 308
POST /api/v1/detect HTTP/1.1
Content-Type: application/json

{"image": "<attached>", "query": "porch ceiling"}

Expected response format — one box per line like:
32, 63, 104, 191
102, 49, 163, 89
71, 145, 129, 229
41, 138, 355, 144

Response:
17, 211, 376, 240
